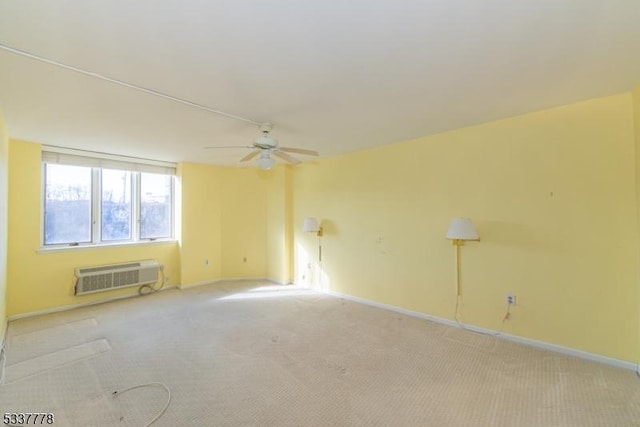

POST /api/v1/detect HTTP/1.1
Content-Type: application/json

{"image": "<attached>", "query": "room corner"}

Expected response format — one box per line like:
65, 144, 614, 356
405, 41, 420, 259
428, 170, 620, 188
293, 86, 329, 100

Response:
0, 110, 9, 372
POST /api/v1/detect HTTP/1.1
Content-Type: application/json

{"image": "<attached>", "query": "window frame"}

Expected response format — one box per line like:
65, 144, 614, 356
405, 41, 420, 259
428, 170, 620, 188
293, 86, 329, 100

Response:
138, 172, 175, 241
98, 168, 135, 243
42, 162, 94, 246
41, 149, 176, 249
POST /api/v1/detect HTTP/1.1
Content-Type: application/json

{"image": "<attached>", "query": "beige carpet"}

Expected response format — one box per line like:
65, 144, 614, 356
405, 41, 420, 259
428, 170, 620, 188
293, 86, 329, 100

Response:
1, 280, 639, 426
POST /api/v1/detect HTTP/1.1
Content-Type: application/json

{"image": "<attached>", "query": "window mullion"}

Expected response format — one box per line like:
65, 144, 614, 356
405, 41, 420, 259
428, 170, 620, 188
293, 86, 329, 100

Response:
133, 172, 140, 241
170, 176, 175, 239
92, 168, 101, 243
41, 163, 48, 246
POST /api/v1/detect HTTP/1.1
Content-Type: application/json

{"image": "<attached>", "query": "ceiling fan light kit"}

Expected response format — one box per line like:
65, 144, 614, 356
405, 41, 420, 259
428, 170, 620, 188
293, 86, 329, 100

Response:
256, 151, 275, 170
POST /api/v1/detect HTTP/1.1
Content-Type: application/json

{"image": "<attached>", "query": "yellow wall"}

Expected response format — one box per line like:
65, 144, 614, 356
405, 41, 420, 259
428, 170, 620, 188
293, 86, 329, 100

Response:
293, 93, 639, 362
6, 141, 180, 316
266, 165, 294, 283
634, 83, 640, 363
219, 168, 269, 278
179, 162, 223, 286
180, 162, 292, 284
0, 113, 8, 343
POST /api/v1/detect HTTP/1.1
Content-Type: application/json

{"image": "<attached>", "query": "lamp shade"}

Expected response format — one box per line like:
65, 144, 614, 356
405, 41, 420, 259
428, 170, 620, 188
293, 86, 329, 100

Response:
446, 217, 479, 241
303, 217, 320, 233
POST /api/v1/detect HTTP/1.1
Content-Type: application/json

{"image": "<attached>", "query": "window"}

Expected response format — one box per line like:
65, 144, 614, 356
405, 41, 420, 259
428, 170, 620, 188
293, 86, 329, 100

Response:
101, 169, 132, 241
44, 164, 92, 245
42, 149, 176, 247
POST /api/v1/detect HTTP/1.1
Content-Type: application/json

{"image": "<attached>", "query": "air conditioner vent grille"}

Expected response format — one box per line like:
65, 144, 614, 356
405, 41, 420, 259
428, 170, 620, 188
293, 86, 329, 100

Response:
83, 273, 113, 293
74, 260, 159, 296
114, 270, 139, 287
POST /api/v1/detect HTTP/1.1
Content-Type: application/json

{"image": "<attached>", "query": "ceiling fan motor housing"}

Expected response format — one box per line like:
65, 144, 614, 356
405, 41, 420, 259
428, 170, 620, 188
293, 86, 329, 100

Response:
254, 134, 278, 149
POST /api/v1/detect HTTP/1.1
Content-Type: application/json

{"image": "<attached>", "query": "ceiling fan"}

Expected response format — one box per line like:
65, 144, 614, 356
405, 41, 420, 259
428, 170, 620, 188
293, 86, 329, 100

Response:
205, 123, 319, 169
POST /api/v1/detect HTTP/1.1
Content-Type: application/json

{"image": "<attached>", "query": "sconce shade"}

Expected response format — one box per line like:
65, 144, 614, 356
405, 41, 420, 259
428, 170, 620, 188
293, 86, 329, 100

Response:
303, 217, 320, 233
446, 217, 479, 241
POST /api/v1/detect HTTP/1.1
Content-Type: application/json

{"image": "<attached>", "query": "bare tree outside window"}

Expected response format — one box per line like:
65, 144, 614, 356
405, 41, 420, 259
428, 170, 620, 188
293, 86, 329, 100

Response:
42, 159, 174, 246
140, 173, 172, 239
44, 164, 92, 244
101, 169, 132, 241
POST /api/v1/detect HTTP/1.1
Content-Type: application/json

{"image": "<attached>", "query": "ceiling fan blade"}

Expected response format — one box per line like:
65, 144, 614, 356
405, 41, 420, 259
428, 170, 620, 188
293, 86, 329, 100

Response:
204, 145, 253, 150
240, 150, 260, 162
272, 151, 301, 165
279, 147, 319, 156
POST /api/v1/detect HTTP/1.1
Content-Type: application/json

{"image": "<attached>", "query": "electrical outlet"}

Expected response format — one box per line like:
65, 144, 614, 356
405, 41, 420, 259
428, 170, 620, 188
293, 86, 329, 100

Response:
506, 294, 516, 305
205, 259, 210, 265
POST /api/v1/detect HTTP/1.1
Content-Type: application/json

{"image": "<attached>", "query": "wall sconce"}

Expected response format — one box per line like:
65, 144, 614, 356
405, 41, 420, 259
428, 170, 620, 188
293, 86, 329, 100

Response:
446, 217, 479, 297
446, 217, 479, 246
303, 217, 323, 262
303, 217, 323, 237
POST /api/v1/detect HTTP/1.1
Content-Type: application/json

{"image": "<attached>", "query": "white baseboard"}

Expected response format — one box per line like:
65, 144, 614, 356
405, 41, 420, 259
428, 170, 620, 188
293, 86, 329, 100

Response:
7, 285, 179, 321
324, 289, 639, 372
7, 279, 636, 372
9, 278, 291, 320
180, 277, 291, 289
0, 317, 7, 384
7, 279, 635, 372
179, 279, 221, 289
266, 277, 293, 285
218, 276, 289, 284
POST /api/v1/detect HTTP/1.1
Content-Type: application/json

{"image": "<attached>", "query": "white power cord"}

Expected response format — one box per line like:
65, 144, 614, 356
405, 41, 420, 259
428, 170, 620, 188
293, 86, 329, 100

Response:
112, 382, 171, 427
139, 265, 166, 296
454, 294, 513, 338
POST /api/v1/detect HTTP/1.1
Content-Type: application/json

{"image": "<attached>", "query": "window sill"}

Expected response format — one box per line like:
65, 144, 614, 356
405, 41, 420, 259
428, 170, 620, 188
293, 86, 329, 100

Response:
38, 239, 178, 254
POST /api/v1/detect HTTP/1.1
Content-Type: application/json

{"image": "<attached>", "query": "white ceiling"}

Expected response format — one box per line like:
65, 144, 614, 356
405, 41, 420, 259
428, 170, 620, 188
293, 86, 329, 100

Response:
1, 1, 639, 166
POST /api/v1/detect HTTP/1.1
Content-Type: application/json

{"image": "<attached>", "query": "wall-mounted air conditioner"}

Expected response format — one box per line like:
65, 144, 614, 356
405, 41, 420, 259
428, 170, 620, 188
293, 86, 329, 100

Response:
74, 260, 159, 296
